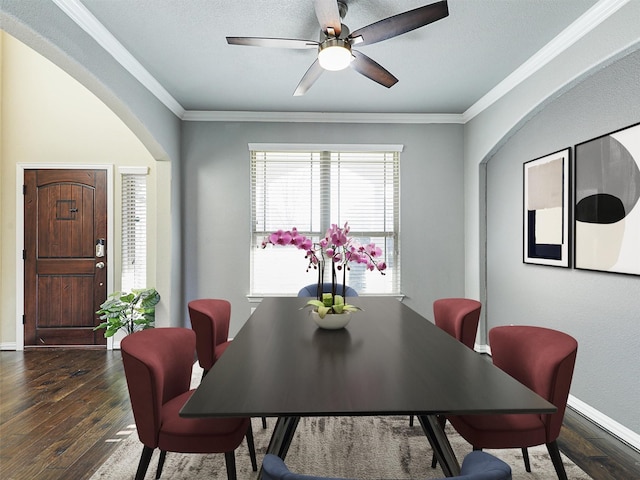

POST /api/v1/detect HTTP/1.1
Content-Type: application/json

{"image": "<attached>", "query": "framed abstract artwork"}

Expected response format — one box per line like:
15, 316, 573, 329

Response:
574, 122, 640, 275
523, 148, 571, 267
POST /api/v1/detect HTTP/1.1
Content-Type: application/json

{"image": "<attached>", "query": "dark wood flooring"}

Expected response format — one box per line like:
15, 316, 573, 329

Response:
1, 349, 638, 479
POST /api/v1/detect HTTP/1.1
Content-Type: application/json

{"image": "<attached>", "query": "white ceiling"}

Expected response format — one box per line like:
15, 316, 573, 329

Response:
60, 0, 607, 117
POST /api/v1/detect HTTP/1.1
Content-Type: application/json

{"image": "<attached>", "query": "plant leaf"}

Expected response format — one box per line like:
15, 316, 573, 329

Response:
305, 299, 325, 309
343, 304, 362, 312
322, 293, 333, 307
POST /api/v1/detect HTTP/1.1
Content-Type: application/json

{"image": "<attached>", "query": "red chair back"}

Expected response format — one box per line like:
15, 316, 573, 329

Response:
120, 328, 195, 447
433, 298, 482, 349
188, 299, 231, 371
489, 325, 578, 441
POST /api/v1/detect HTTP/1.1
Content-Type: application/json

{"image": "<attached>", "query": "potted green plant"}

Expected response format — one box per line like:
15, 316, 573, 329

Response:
305, 292, 361, 318
94, 288, 160, 337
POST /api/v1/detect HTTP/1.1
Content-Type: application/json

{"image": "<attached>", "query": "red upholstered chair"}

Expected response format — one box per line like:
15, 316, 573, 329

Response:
411, 298, 482, 427
446, 325, 578, 480
433, 297, 482, 350
120, 327, 257, 480
188, 299, 232, 377
188, 298, 267, 429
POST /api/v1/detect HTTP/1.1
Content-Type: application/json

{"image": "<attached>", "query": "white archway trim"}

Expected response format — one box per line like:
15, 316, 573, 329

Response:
51, 0, 184, 118
464, 1, 640, 302
463, 0, 631, 122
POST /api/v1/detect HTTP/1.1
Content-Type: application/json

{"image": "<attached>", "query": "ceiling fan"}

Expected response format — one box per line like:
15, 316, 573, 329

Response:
226, 0, 449, 96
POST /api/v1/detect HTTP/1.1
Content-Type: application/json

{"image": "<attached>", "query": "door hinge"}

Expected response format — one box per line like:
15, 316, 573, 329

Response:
23, 315, 26, 325
22, 250, 26, 260
23, 184, 26, 195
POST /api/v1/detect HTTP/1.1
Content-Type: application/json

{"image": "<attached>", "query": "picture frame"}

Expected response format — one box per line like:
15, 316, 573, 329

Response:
574, 122, 640, 275
523, 148, 571, 267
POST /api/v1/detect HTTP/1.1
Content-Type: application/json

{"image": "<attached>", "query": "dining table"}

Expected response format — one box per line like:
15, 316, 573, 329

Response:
180, 296, 556, 478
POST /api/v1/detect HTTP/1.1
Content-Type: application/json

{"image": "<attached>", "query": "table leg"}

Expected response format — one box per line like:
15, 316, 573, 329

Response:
257, 416, 300, 480
417, 415, 460, 477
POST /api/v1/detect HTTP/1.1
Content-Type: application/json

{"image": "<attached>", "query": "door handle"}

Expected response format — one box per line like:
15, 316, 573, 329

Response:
96, 262, 105, 269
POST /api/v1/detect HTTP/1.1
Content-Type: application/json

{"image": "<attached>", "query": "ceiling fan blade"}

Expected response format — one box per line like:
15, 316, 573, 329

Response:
294, 59, 325, 96
313, 0, 342, 36
348, 0, 448, 46
350, 51, 398, 88
226, 37, 318, 49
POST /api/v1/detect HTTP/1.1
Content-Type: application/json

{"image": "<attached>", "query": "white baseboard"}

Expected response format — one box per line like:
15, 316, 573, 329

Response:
568, 394, 640, 451
1, 342, 17, 350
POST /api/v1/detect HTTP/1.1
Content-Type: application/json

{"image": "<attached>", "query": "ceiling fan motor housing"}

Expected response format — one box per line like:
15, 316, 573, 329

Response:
320, 23, 350, 42
318, 18, 353, 71
318, 37, 352, 70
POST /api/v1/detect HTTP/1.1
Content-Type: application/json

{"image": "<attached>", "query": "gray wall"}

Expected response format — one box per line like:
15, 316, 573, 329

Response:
463, 0, 640, 311
486, 48, 640, 434
181, 121, 465, 335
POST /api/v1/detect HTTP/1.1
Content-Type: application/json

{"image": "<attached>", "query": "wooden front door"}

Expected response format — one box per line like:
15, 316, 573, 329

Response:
24, 169, 108, 346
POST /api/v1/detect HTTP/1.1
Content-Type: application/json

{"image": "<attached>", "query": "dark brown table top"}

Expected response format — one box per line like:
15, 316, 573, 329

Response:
180, 296, 555, 418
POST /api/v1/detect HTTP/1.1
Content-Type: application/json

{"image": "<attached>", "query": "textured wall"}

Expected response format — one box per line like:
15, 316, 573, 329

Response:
180, 121, 465, 335
486, 48, 640, 435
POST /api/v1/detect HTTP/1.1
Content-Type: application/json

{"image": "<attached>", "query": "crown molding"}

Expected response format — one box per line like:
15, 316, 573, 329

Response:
182, 110, 464, 124
51, 0, 185, 118
54, 0, 627, 125
248, 143, 404, 152
462, 0, 630, 122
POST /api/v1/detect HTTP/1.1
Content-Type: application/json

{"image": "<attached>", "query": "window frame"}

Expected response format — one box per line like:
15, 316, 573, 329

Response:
249, 143, 402, 297
119, 166, 149, 292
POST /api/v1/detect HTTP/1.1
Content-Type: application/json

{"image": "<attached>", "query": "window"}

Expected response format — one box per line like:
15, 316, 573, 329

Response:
120, 167, 148, 291
250, 145, 401, 295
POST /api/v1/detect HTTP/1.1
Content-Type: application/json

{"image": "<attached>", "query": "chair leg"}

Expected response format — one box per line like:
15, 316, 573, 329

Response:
430, 415, 448, 468
546, 440, 569, 480
135, 445, 154, 480
246, 422, 258, 471
262, 416, 267, 429
224, 451, 237, 480
522, 447, 531, 472
409, 415, 414, 426
155, 450, 167, 479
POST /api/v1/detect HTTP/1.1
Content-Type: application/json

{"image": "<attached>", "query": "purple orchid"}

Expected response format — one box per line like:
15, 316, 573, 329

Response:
261, 222, 387, 307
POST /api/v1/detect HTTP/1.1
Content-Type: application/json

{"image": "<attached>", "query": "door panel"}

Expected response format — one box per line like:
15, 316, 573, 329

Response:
24, 169, 108, 346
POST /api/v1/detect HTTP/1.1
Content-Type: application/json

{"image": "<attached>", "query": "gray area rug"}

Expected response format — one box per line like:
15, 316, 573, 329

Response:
90, 367, 592, 479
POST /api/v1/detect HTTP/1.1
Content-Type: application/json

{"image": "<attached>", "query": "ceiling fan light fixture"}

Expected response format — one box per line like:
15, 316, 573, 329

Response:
318, 40, 352, 71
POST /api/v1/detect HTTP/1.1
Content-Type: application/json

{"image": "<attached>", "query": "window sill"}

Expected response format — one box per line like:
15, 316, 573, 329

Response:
247, 293, 405, 304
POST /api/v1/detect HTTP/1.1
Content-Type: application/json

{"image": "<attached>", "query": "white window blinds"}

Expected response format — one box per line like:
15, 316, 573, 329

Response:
121, 172, 147, 292
250, 146, 401, 295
